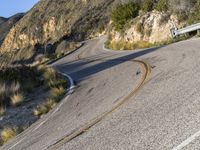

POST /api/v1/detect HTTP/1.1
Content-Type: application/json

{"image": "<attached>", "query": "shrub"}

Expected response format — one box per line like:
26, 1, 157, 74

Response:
141, 0, 154, 12
111, 2, 139, 31
33, 104, 49, 117
188, 0, 200, 24
45, 99, 57, 109
10, 93, 24, 106
50, 86, 65, 102
155, 0, 169, 12
0, 127, 24, 144
33, 99, 57, 117
47, 77, 66, 88
107, 40, 154, 50
43, 67, 56, 81
43, 67, 66, 88
1, 128, 17, 143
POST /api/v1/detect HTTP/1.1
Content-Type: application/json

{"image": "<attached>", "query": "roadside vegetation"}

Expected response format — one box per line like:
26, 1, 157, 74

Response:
105, 35, 189, 51
33, 67, 66, 117
105, 40, 154, 50
0, 63, 67, 146
111, 2, 139, 31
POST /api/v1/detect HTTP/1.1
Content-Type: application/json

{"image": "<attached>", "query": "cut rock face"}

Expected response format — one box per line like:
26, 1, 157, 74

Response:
111, 11, 182, 43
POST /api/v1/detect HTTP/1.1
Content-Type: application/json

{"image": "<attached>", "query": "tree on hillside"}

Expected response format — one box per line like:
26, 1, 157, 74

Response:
141, 0, 154, 12
111, 2, 139, 31
188, 0, 200, 24
155, 0, 168, 12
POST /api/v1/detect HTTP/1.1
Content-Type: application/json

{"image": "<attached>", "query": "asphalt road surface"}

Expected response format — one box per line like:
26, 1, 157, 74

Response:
1, 37, 200, 150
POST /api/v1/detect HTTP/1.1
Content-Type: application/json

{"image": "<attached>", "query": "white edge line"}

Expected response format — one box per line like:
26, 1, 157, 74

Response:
171, 130, 200, 150
7, 73, 75, 150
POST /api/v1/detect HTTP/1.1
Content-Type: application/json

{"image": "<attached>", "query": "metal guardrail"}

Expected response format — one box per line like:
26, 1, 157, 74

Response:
171, 22, 200, 38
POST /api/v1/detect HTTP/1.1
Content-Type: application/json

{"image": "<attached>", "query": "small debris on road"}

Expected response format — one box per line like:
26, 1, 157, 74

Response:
136, 70, 141, 75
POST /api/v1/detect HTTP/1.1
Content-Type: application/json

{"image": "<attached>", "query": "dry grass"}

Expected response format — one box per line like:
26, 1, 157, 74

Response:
107, 40, 154, 50
33, 86, 65, 117
33, 67, 66, 117
0, 66, 67, 146
0, 66, 42, 115
43, 67, 56, 81
50, 86, 65, 102
43, 67, 66, 88
33, 99, 57, 117
10, 93, 24, 106
0, 128, 17, 143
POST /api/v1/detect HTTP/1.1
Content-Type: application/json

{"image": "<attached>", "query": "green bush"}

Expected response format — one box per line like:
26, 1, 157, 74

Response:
188, 0, 200, 24
155, 0, 168, 12
141, 0, 154, 12
111, 2, 139, 31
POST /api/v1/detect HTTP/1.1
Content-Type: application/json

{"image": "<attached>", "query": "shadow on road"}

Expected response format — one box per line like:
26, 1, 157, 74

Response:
54, 46, 162, 81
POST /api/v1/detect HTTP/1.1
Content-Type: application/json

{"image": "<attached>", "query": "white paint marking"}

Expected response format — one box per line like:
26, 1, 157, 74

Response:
7, 73, 75, 150
172, 130, 200, 150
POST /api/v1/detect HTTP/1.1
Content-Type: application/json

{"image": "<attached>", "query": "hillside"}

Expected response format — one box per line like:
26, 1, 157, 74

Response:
0, 13, 24, 46
0, 0, 116, 53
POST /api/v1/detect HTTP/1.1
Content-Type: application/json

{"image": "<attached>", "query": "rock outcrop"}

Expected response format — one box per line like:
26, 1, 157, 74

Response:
111, 11, 183, 44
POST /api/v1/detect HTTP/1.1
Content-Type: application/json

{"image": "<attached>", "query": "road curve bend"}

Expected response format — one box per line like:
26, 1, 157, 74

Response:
2, 37, 200, 150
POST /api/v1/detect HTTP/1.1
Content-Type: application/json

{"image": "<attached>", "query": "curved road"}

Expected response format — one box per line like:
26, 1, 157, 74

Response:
2, 37, 200, 150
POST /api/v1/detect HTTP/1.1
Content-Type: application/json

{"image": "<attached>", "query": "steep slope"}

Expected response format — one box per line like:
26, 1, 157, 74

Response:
0, 0, 116, 52
0, 13, 24, 46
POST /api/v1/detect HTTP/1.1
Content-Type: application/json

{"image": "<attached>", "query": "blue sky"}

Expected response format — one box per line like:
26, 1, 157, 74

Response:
0, 0, 39, 18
